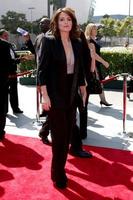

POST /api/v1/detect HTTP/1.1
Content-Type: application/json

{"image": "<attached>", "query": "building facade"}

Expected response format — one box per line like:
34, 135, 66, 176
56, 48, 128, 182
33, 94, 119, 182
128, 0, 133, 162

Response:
50, 0, 95, 24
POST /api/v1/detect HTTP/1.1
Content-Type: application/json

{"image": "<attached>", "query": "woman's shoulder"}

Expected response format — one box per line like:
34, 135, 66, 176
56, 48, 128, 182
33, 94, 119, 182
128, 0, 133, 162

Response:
72, 37, 83, 45
44, 31, 56, 41
41, 32, 56, 47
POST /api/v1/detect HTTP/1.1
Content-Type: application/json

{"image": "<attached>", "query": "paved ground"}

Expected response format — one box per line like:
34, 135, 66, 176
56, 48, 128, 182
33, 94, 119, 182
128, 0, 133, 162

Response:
6, 83, 133, 151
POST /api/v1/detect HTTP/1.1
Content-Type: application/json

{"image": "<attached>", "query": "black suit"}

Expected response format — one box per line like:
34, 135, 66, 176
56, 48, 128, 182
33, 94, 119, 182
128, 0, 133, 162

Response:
77, 31, 92, 139
0, 39, 12, 136
38, 34, 85, 182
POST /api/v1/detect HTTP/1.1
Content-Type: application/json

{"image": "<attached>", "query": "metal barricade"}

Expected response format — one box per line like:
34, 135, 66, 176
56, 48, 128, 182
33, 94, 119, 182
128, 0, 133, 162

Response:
102, 73, 133, 138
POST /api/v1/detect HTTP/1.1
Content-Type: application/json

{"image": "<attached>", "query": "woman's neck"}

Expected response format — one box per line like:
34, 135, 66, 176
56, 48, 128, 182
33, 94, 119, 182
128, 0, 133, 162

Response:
91, 36, 96, 40
60, 32, 70, 42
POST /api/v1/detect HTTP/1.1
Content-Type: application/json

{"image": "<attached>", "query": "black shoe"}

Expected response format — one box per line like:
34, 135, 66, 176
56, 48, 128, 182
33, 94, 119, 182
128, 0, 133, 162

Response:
54, 180, 67, 189
100, 101, 112, 107
0, 131, 5, 141
53, 174, 68, 189
127, 93, 130, 100
41, 136, 52, 145
39, 129, 49, 139
13, 108, 23, 114
69, 149, 93, 158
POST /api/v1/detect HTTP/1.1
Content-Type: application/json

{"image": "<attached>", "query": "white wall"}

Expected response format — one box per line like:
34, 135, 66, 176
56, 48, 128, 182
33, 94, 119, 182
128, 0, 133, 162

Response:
0, 0, 92, 24
66, 0, 92, 23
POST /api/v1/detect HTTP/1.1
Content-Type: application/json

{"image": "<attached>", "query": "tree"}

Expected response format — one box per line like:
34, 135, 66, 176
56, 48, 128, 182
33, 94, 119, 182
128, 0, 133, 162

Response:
100, 17, 116, 45
1, 11, 30, 34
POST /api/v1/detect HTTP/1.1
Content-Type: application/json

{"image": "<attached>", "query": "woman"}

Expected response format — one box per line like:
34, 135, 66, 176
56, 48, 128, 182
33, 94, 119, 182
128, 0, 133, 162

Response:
38, 7, 86, 189
85, 23, 112, 106
127, 70, 133, 100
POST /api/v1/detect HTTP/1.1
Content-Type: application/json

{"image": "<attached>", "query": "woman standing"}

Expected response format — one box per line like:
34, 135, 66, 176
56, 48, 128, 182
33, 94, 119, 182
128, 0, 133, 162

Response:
38, 7, 86, 189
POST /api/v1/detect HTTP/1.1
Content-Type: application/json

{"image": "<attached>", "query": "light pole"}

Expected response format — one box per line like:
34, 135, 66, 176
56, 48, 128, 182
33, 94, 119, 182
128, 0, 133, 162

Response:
47, 0, 50, 18
28, 7, 35, 33
127, 0, 131, 43
129, 0, 131, 17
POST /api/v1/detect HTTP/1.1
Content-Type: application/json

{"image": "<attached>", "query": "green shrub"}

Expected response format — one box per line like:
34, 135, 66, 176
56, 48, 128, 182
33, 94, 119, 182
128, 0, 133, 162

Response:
16, 49, 133, 78
16, 50, 36, 77
19, 59, 36, 72
101, 47, 133, 77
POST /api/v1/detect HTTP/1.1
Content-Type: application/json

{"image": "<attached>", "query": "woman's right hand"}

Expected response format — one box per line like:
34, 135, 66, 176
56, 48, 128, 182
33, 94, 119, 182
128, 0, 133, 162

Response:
42, 94, 51, 111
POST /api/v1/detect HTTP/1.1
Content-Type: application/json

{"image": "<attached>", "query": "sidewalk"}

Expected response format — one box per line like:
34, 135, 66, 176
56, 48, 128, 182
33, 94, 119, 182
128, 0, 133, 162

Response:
6, 83, 133, 151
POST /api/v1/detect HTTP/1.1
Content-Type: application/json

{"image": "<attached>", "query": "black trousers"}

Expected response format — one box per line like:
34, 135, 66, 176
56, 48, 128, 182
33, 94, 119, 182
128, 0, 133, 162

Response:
49, 107, 76, 181
40, 113, 83, 151
48, 74, 78, 182
76, 89, 90, 139
0, 75, 8, 134
8, 76, 19, 111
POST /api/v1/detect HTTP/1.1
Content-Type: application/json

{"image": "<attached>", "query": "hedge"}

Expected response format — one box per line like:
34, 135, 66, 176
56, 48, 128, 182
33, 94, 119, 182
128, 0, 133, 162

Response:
16, 50, 36, 77
101, 47, 133, 77
16, 48, 133, 78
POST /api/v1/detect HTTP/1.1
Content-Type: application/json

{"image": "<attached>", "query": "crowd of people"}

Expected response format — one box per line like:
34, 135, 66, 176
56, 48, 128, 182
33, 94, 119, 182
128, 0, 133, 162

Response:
0, 6, 132, 190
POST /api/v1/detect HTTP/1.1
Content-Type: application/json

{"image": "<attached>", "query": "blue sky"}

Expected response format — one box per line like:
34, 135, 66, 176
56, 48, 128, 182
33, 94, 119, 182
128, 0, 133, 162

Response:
94, 0, 133, 16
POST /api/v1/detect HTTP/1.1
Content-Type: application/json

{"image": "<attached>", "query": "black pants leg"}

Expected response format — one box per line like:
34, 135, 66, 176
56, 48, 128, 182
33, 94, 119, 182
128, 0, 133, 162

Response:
8, 77, 19, 111
70, 124, 83, 151
39, 116, 49, 137
77, 91, 89, 139
0, 115, 6, 137
49, 107, 76, 182
0, 76, 8, 136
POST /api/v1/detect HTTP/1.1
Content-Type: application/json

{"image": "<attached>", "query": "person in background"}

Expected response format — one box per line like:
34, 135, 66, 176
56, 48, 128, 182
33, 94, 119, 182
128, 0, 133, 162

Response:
0, 29, 23, 114
123, 42, 133, 100
75, 30, 92, 139
127, 68, 133, 100
0, 30, 12, 140
24, 17, 51, 144
77, 23, 112, 140
85, 23, 112, 106
38, 7, 87, 189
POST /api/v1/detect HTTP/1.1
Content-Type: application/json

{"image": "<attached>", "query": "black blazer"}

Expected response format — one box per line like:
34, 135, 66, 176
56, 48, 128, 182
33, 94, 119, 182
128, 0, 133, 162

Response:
0, 39, 12, 75
38, 34, 86, 108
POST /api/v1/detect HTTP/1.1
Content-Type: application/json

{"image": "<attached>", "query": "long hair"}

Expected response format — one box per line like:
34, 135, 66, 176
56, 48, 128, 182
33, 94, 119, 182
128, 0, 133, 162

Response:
50, 7, 81, 39
84, 23, 96, 40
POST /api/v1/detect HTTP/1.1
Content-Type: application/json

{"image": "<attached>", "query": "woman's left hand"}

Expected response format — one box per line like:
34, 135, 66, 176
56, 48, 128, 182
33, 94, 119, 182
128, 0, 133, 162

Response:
104, 61, 109, 68
79, 86, 87, 107
42, 94, 51, 111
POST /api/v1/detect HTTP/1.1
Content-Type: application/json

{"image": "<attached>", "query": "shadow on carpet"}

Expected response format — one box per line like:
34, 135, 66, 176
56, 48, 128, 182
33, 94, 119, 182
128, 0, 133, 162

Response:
0, 134, 133, 200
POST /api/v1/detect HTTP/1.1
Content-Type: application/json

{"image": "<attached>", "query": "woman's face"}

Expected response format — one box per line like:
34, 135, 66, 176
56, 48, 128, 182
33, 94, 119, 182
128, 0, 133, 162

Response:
91, 26, 97, 37
58, 12, 72, 33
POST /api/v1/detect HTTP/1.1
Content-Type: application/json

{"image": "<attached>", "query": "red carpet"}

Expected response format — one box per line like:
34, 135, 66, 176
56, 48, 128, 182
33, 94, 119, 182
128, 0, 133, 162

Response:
0, 134, 133, 200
